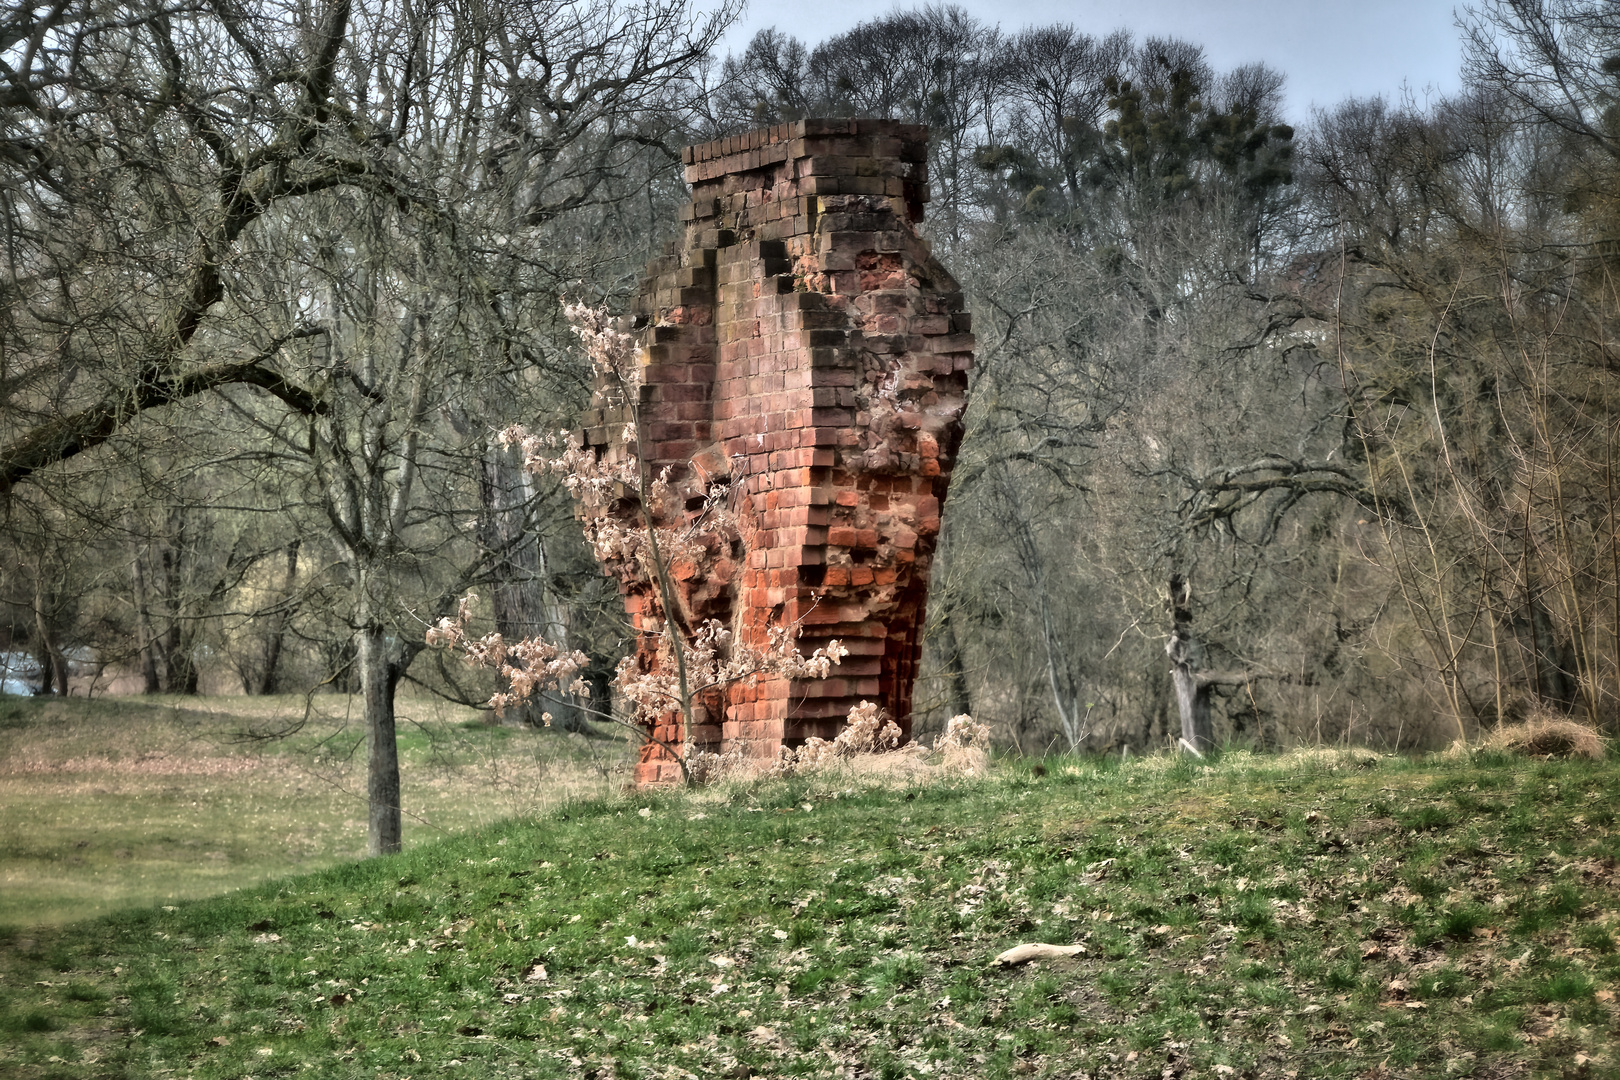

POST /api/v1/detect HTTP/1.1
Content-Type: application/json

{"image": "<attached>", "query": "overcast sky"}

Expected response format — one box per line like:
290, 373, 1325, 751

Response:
715, 0, 1469, 123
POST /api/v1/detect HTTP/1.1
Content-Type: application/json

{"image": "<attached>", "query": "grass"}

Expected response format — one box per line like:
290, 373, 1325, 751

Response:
0, 694, 625, 928
1, 743, 1618, 1078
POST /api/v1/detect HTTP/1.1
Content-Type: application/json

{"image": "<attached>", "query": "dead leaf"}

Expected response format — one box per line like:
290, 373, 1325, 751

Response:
522, 960, 548, 983
992, 942, 1086, 966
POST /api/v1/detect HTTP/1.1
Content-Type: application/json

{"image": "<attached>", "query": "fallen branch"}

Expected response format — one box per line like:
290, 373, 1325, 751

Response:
992, 942, 1086, 966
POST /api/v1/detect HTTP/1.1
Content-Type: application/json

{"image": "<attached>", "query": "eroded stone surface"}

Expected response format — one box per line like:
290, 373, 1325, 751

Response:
576, 119, 973, 783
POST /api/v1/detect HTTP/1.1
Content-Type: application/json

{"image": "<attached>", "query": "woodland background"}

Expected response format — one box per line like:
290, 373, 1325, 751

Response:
3, 0, 1618, 760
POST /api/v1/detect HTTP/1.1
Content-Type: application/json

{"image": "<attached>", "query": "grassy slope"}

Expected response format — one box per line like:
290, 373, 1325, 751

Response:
0, 695, 623, 927
1, 749, 1617, 1080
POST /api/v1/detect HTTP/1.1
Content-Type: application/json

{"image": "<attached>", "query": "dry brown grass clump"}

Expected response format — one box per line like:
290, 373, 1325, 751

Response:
1478, 715, 1607, 761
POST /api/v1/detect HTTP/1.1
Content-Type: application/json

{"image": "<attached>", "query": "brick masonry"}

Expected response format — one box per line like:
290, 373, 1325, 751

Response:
576, 119, 973, 784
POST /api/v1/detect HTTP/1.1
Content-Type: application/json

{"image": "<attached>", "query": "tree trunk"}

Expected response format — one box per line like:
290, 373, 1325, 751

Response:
32, 575, 67, 696
937, 604, 973, 718
996, 467, 1084, 747
1166, 573, 1214, 754
1527, 591, 1578, 711
258, 539, 300, 695
159, 541, 199, 694
480, 444, 552, 725
128, 542, 161, 694
480, 442, 586, 727
360, 620, 403, 856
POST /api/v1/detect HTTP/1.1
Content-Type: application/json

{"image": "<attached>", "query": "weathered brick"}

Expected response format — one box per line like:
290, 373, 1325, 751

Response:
580, 120, 972, 781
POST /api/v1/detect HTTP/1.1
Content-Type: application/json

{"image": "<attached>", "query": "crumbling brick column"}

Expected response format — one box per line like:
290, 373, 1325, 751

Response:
578, 119, 973, 783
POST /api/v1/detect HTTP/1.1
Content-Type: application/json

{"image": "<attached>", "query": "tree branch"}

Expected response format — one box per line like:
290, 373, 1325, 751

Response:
0, 325, 328, 492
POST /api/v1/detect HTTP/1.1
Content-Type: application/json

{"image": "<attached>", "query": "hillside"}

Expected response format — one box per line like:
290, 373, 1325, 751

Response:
2, 748, 1617, 1079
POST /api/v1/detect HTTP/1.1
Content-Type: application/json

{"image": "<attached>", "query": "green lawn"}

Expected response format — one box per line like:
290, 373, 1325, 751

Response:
0, 694, 625, 927
1, 745, 1617, 1079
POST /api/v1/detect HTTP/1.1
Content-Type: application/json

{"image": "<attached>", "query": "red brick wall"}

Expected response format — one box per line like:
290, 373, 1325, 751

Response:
577, 119, 973, 783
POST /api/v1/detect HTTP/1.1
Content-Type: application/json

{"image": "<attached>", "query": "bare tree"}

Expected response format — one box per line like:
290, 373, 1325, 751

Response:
0, 0, 736, 854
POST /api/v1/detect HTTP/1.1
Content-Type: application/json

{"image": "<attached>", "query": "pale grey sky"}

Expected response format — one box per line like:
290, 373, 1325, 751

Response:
717, 0, 1468, 123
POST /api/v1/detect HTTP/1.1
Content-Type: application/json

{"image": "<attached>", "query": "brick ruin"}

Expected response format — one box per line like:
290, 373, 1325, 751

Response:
575, 119, 974, 783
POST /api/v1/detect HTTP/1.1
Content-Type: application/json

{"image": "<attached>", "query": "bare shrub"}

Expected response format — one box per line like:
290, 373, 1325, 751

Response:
768, 706, 992, 784
933, 713, 992, 776
427, 305, 847, 782
1476, 713, 1606, 762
